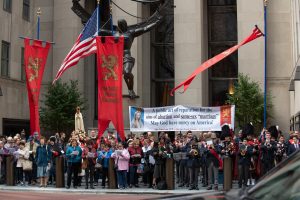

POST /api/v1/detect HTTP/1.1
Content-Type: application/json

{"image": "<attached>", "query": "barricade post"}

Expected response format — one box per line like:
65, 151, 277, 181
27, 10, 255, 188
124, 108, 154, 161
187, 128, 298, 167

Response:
108, 158, 117, 189
223, 156, 232, 191
55, 156, 65, 188
6, 155, 14, 186
165, 158, 174, 190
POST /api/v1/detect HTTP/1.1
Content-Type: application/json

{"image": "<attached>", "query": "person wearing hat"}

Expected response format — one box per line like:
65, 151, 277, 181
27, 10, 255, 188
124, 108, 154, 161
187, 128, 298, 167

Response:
25, 136, 38, 185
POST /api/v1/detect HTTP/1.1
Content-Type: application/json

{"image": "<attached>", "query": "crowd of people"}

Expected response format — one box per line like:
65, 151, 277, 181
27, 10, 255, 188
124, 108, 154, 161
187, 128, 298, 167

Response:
0, 124, 299, 191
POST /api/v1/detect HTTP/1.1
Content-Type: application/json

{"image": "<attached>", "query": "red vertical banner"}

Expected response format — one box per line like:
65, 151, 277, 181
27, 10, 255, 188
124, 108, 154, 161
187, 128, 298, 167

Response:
24, 39, 51, 136
96, 36, 125, 141
220, 105, 232, 126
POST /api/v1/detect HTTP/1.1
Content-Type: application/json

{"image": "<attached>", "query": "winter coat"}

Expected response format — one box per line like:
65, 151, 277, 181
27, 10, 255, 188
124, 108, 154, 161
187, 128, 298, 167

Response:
111, 149, 130, 171
36, 145, 51, 167
16, 148, 30, 168
66, 145, 82, 163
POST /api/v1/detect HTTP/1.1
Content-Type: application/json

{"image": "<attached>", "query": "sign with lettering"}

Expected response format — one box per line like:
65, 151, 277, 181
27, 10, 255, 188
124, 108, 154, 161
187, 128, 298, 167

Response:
129, 105, 235, 132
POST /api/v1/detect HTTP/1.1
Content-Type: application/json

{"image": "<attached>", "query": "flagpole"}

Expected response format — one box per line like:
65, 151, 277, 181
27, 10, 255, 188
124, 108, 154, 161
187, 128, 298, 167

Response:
109, 0, 114, 35
37, 8, 41, 40
97, 0, 101, 36
263, 0, 268, 128
19, 7, 54, 44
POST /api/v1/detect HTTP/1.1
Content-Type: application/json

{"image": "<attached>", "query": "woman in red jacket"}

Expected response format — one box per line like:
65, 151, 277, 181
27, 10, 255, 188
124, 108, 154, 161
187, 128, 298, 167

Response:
128, 140, 142, 188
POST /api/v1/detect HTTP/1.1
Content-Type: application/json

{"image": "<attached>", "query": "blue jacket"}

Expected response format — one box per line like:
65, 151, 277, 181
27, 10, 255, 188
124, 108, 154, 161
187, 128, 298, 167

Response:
66, 146, 82, 163
36, 145, 52, 167
98, 150, 112, 168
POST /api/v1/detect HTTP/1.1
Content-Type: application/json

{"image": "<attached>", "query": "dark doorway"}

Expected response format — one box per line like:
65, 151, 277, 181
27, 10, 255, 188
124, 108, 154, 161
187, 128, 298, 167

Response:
3, 118, 30, 138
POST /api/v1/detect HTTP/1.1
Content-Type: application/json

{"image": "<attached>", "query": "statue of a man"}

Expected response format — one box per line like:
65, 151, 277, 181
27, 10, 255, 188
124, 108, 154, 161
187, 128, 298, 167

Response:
72, 0, 169, 99
100, 0, 168, 99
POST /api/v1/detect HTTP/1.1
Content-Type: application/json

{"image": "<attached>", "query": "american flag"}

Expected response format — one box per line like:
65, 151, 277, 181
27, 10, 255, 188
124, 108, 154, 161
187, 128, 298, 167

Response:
53, 8, 98, 83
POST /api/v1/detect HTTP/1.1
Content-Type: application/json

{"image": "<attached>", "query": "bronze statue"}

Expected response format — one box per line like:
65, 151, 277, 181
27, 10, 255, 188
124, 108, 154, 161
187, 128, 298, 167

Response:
72, 0, 169, 99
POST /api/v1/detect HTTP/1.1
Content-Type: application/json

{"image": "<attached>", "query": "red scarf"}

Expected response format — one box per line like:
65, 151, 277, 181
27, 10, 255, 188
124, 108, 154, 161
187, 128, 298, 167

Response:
210, 148, 223, 169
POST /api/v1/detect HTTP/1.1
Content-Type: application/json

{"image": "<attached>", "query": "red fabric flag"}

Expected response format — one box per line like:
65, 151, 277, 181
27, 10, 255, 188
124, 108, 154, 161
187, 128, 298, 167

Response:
24, 39, 51, 136
220, 105, 232, 126
170, 26, 264, 96
96, 36, 125, 141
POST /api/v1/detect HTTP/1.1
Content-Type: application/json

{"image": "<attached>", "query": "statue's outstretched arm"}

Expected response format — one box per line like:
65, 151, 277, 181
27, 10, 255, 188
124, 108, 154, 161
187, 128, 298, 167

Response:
130, 0, 169, 37
133, 15, 162, 37
72, 0, 91, 24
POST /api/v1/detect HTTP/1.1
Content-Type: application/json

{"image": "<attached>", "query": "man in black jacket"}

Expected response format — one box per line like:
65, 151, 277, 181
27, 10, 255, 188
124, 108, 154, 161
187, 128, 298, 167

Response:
287, 135, 299, 156
206, 134, 222, 190
238, 140, 253, 188
187, 141, 201, 190
260, 132, 277, 176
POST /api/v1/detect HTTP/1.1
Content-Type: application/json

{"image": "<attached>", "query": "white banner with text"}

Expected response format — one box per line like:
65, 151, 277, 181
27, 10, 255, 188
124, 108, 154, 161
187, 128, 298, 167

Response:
129, 105, 235, 132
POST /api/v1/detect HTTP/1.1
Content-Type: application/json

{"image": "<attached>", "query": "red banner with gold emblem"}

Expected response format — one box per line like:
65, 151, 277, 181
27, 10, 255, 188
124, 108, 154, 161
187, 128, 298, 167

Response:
96, 36, 125, 141
24, 39, 51, 136
220, 105, 232, 126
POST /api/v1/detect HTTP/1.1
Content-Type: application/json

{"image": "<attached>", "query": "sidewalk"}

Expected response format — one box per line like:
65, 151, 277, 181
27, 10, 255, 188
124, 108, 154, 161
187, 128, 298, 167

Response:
0, 184, 221, 195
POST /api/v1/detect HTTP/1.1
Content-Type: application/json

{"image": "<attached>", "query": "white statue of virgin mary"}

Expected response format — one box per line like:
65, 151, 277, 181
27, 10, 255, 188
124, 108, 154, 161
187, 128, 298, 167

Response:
75, 106, 85, 132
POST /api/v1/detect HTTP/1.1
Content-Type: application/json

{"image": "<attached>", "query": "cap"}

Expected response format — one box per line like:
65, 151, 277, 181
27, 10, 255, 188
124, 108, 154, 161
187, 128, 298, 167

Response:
268, 126, 279, 139
242, 123, 254, 137
221, 125, 231, 139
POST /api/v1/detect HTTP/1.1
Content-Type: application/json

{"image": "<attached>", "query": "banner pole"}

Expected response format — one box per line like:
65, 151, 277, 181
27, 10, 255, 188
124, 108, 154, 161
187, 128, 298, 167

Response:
37, 8, 41, 40
263, 0, 268, 128
109, 0, 114, 35
97, 0, 101, 36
